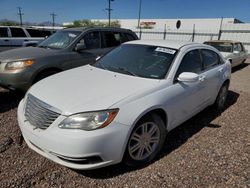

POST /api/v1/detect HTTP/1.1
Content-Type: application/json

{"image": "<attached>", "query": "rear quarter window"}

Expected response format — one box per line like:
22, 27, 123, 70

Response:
10, 27, 27, 37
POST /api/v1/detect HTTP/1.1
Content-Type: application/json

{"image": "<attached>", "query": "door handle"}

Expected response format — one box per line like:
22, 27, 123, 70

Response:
24, 39, 29, 41
218, 68, 223, 72
4, 39, 9, 42
199, 75, 206, 82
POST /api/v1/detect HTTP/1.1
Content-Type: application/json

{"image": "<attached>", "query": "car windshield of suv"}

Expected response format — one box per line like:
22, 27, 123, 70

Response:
38, 30, 81, 49
93, 44, 177, 79
205, 42, 233, 53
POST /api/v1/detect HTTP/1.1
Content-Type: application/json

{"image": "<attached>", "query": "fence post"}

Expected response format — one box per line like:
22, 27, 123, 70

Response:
218, 17, 223, 40
163, 24, 167, 40
139, 27, 142, 39
192, 24, 195, 42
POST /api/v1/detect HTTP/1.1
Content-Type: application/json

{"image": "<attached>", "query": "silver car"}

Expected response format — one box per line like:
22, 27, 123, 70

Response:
204, 40, 248, 68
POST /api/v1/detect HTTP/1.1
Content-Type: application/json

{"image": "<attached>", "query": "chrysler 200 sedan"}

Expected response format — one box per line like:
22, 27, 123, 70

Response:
18, 40, 231, 170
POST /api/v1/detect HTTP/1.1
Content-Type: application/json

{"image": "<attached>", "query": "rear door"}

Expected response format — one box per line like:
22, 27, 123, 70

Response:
200, 49, 224, 103
168, 49, 206, 129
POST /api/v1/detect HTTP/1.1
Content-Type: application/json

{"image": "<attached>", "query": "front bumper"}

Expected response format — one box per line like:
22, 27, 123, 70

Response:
17, 99, 130, 170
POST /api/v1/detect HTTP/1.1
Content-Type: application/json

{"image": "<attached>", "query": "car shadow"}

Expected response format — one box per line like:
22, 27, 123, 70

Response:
76, 90, 239, 179
232, 62, 249, 73
0, 88, 24, 113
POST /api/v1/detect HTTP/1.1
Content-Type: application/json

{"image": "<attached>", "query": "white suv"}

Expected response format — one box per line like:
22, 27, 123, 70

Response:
0, 26, 52, 52
18, 40, 231, 170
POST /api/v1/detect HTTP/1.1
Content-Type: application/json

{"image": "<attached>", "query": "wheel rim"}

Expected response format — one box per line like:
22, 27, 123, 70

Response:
218, 86, 228, 109
128, 122, 160, 161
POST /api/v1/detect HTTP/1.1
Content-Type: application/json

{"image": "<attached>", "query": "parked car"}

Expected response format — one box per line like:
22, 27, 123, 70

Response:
18, 40, 231, 170
204, 40, 248, 67
0, 26, 53, 52
0, 27, 138, 91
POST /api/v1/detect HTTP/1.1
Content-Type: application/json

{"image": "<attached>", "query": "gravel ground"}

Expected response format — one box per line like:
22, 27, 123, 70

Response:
0, 60, 249, 188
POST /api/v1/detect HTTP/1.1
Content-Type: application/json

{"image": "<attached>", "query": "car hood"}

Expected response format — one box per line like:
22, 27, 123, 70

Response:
28, 65, 160, 115
0, 47, 60, 62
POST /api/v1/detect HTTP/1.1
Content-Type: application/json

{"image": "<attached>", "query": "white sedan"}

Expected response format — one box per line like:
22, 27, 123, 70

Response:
18, 40, 231, 170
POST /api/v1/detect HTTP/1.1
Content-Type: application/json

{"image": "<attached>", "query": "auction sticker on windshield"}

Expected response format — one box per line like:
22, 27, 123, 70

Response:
155, 47, 176, 54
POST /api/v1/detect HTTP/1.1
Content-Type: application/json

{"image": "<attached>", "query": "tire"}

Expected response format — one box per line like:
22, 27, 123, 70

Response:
33, 70, 60, 84
214, 83, 229, 112
123, 113, 167, 167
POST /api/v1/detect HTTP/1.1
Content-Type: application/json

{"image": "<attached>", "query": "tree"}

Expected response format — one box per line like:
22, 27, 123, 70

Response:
66, 19, 121, 28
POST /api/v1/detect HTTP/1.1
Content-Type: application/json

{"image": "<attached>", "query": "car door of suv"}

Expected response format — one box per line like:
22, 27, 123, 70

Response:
70, 31, 104, 67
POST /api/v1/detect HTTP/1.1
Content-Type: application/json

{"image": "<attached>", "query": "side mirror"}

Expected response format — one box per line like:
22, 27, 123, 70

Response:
177, 72, 199, 83
233, 50, 240, 54
75, 43, 86, 52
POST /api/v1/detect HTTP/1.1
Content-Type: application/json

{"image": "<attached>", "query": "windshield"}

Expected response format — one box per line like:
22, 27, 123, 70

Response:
38, 30, 81, 49
93, 44, 177, 79
205, 42, 233, 53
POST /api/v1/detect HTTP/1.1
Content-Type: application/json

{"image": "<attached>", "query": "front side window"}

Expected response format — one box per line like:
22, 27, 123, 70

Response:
38, 30, 81, 49
0, 28, 9, 37
94, 44, 177, 79
10, 28, 26, 37
176, 50, 202, 77
201, 49, 219, 69
82, 32, 101, 49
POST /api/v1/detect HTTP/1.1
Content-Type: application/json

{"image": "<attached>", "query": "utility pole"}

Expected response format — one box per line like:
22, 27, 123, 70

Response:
50, 13, 57, 31
137, 0, 142, 28
106, 0, 114, 27
17, 7, 23, 26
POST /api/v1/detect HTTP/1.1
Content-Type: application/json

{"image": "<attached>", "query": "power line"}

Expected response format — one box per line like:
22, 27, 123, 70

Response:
50, 13, 57, 30
17, 7, 23, 26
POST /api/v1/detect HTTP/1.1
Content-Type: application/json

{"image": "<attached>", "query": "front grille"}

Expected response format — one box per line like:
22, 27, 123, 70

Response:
25, 94, 61, 129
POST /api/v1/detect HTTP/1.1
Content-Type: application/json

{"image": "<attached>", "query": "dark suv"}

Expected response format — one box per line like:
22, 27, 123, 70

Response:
0, 27, 138, 91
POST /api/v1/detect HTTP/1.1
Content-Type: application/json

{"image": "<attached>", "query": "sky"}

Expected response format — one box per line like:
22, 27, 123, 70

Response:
1, 0, 250, 24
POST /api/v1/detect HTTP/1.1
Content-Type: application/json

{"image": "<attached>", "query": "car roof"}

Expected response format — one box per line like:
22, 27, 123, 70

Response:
205, 40, 241, 44
63, 27, 133, 33
125, 40, 202, 49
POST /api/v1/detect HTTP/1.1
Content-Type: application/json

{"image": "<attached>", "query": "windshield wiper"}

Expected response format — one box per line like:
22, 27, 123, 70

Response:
116, 67, 137, 76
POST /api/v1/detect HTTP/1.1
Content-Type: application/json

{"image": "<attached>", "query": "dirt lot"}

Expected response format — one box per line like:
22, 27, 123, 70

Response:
0, 61, 249, 188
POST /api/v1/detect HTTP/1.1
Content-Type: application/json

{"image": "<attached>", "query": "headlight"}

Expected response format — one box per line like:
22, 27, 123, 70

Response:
5, 60, 34, 71
58, 109, 119, 131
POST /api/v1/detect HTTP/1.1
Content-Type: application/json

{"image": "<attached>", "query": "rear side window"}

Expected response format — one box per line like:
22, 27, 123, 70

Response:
10, 28, 26, 37
83, 31, 101, 49
0, 28, 9, 37
176, 50, 202, 77
26, 29, 52, 38
103, 32, 121, 47
26, 29, 41, 37
201, 49, 219, 69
